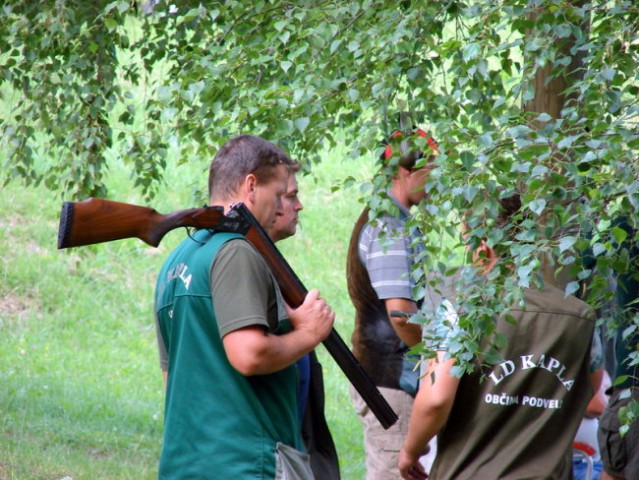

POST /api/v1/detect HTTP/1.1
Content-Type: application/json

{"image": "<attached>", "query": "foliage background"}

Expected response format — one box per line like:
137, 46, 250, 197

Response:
2, 0, 637, 299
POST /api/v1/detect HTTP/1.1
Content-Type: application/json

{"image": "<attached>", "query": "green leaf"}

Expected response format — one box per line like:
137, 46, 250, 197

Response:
536, 112, 552, 123
460, 151, 475, 170
565, 281, 580, 297
517, 264, 534, 287
280, 31, 291, 44
559, 236, 577, 253
592, 242, 606, 257
553, 23, 572, 38
294, 117, 310, 133
179, 8, 201, 25
104, 18, 118, 30
463, 42, 480, 62
274, 20, 288, 32
484, 348, 503, 365
507, 125, 532, 138
613, 376, 629, 387
622, 325, 637, 340
557, 135, 578, 149
612, 226, 628, 245
528, 199, 546, 216
531, 165, 548, 177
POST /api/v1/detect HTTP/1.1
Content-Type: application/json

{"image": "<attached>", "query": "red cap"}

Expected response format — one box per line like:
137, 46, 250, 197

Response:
384, 128, 438, 159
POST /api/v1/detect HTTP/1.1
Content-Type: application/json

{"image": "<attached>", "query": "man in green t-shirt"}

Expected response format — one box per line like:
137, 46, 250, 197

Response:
155, 135, 335, 479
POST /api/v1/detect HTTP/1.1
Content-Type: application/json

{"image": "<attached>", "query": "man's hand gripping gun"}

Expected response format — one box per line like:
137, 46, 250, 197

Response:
57, 198, 399, 429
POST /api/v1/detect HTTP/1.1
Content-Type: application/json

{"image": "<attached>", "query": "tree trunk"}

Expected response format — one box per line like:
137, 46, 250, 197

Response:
523, 5, 590, 290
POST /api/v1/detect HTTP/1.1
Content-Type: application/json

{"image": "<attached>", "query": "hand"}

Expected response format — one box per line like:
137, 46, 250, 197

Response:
399, 448, 428, 480
286, 289, 335, 344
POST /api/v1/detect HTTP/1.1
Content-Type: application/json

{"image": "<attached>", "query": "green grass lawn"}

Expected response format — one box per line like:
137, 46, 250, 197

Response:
0, 148, 374, 479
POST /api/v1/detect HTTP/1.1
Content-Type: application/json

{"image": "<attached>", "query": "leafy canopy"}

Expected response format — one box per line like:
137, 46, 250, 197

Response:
1, 0, 638, 368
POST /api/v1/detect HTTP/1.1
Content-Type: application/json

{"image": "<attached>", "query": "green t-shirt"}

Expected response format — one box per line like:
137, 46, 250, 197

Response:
155, 230, 302, 479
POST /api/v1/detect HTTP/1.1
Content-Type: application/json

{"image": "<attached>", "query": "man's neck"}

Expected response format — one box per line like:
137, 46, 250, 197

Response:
389, 182, 410, 210
210, 197, 240, 215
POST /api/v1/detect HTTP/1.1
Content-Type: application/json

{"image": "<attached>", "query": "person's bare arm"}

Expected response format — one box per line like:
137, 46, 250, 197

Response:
399, 351, 460, 480
585, 367, 606, 418
223, 289, 334, 375
386, 297, 423, 347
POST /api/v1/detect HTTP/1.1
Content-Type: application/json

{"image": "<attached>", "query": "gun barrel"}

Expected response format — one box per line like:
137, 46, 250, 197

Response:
230, 203, 398, 429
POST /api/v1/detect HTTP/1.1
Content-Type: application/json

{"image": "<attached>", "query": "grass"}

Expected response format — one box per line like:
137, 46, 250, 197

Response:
0, 145, 376, 479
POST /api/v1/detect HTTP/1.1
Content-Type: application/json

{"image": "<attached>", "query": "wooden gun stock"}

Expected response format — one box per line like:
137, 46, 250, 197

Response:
58, 198, 398, 429
57, 198, 246, 249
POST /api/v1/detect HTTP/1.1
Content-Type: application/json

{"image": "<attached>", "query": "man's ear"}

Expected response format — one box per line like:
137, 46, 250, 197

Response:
477, 240, 499, 271
242, 173, 258, 203
484, 241, 497, 261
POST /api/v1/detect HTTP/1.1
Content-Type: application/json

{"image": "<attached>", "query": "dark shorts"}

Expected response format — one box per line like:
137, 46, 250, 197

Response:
597, 387, 639, 478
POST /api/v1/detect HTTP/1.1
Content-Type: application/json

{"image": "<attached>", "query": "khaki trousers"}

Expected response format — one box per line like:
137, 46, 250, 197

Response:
350, 385, 436, 480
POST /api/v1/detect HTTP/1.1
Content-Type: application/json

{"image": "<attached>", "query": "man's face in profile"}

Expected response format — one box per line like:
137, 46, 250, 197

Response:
270, 173, 303, 242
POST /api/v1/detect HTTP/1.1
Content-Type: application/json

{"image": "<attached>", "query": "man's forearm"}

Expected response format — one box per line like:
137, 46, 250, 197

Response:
399, 399, 449, 480
403, 397, 450, 457
386, 298, 422, 346
403, 355, 459, 456
223, 326, 320, 376
391, 319, 423, 347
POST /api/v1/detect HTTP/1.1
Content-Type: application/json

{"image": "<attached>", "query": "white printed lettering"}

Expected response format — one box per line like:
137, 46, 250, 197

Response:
544, 357, 561, 373
166, 263, 193, 290
520, 354, 536, 369
489, 360, 516, 385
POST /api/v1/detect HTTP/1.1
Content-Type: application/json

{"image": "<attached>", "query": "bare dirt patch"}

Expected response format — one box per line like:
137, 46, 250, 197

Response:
0, 294, 32, 329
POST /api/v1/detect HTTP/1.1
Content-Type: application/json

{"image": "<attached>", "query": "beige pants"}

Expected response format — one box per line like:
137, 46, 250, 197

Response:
350, 385, 436, 480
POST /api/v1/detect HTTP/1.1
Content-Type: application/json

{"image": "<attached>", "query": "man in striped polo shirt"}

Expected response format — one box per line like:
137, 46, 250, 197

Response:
346, 129, 438, 480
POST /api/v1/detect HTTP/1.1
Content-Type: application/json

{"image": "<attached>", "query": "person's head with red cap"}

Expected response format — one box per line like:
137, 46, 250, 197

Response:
381, 128, 438, 208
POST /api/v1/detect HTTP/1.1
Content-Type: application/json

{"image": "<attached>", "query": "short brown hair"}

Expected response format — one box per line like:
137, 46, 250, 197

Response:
208, 135, 299, 200
496, 193, 523, 231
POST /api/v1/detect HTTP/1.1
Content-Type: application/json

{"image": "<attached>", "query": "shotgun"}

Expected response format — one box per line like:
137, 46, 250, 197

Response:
57, 198, 398, 429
